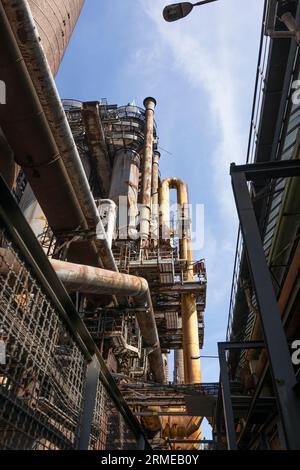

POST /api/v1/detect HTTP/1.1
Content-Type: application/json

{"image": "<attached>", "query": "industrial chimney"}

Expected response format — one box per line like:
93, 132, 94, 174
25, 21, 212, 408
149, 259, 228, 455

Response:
27, 0, 85, 76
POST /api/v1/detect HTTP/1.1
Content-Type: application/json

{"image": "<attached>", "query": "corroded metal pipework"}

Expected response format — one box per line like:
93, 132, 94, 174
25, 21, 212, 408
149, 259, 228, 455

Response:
0, 247, 164, 383
140, 97, 156, 245
50, 258, 165, 384
174, 345, 185, 384
160, 178, 201, 385
0, 1, 117, 273
0, 0, 85, 188
151, 150, 161, 245
0, 4, 86, 234
3, 0, 99, 229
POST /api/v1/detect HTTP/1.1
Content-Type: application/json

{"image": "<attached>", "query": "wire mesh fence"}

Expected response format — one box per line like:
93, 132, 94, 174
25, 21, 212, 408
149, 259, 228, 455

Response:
0, 227, 144, 450
89, 380, 139, 450
0, 235, 86, 449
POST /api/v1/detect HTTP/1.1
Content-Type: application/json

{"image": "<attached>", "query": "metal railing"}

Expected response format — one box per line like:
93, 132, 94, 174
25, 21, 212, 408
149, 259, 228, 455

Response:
0, 175, 149, 450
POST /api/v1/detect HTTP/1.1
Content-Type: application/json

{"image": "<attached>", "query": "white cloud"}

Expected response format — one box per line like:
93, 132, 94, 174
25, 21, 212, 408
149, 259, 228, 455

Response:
137, 0, 262, 222
127, 0, 263, 383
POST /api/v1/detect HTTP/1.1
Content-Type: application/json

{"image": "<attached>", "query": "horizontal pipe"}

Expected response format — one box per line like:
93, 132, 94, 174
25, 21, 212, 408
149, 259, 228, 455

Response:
50, 259, 165, 384
51, 258, 148, 297
0, 248, 164, 382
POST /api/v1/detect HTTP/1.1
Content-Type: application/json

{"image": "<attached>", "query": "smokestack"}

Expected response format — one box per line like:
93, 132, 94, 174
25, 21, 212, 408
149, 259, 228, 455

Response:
151, 150, 160, 245
140, 97, 156, 246
0, 0, 85, 229
27, 0, 85, 76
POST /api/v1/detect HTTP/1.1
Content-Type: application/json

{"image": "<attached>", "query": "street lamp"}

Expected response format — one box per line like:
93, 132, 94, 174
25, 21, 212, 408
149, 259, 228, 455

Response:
163, 0, 300, 47
162, 0, 218, 22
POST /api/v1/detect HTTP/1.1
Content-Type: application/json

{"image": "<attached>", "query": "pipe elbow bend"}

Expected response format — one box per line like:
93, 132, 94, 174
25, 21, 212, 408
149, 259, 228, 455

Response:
161, 177, 187, 191
137, 277, 149, 299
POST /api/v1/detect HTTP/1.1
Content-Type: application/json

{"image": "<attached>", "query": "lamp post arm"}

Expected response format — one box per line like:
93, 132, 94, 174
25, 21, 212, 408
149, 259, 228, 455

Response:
194, 0, 219, 5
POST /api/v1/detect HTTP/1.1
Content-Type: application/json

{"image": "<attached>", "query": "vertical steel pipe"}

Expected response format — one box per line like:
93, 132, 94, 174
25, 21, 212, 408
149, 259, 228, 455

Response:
174, 349, 185, 384
160, 178, 201, 384
140, 97, 156, 246
151, 150, 160, 245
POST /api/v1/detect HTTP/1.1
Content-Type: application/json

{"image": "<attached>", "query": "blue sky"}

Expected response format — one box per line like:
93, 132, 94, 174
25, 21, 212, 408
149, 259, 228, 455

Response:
56, 0, 264, 438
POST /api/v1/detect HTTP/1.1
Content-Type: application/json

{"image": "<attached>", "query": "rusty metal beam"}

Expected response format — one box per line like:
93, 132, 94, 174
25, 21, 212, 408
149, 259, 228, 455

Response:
157, 282, 206, 294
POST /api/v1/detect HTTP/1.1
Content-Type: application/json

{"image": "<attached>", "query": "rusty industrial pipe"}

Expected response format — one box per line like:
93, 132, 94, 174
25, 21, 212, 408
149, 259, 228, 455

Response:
0, 3, 86, 234
151, 150, 160, 245
0, 0, 84, 188
0, 4, 102, 270
2, 0, 98, 230
50, 258, 165, 384
160, 178, 201, 385
140, 98, 156, 246
0, 2, 117, 273
0, 247, 164, 383
174, 346, 185, 384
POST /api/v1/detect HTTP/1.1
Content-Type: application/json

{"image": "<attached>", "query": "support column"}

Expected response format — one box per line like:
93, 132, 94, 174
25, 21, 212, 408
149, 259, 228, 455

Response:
78, 356, 100, 450
218, 343, 237, 450
174, 348, 185, 384
182, 294, 201, 384
231, 166, 300, 449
